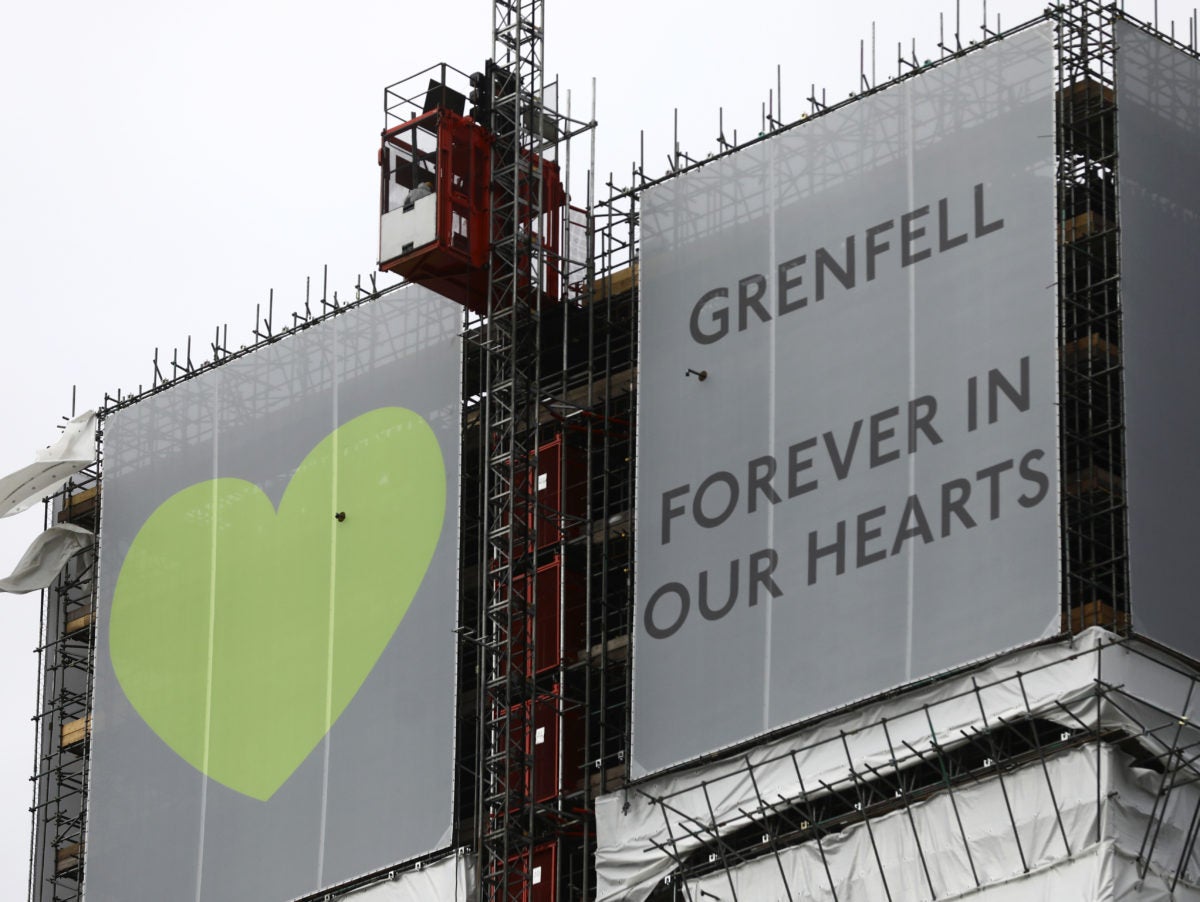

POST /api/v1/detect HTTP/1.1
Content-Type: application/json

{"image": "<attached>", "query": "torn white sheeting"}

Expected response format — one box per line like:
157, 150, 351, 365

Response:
0, 410, 97, 518
684, 745, 1104, 901
1110, 845, 1200, 902
0, 524, 94, 594
681, 744, 1200, 901
596, 629, 1200, 901
1104, 752, 1200, 901
343, 851, 476, 901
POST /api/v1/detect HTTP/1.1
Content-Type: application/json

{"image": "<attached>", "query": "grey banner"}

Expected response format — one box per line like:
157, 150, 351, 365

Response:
1118, 22, 1200, 659
634, 25, 1059, 777
85, 287, 461, 900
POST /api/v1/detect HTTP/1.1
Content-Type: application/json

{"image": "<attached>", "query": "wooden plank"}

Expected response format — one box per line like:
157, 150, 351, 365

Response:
60, 715, 92, 749
55, 842, 82, 874
1058, 78, 1115, 158
579, 633, 629, 666
63, 486, 98, 507
607, 264, 637, 297
57, 485, 100, 525
1059, 210, 1113, 244
1062, 333, 1120, 366
1063, 600, 1130, 634
589, 263, 638, 301
1058, 78, 1115, 109
64, 608, 94, 635
1065, 466, 1122, 496
588, 764, 626, 796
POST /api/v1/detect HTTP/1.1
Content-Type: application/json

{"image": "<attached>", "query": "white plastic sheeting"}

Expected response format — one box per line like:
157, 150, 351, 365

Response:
595, 629, 1200, 901
684, 746, 1100, 900
0, 524, 94, 594
682, 745, 1200, 900
0, 410, 96, 518
342, 851, 475, 901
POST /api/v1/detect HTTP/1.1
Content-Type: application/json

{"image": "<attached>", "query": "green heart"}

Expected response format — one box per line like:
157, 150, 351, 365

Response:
109, 407, 446, 801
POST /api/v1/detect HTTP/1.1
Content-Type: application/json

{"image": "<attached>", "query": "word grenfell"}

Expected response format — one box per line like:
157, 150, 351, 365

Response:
688, 183, 1005, 345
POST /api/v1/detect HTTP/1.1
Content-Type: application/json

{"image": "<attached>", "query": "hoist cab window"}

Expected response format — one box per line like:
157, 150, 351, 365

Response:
378, 103, 492, 309
380, 112, 441, 262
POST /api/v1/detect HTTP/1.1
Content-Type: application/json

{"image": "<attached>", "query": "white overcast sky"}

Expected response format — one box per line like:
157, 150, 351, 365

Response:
0, 0, 1186, 894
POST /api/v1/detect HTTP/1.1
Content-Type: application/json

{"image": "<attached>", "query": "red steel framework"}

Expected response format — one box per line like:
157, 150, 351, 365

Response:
379, 100, 565, 315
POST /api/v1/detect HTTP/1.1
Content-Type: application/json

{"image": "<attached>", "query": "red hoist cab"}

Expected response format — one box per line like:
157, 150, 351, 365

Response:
378, 74, 565, 314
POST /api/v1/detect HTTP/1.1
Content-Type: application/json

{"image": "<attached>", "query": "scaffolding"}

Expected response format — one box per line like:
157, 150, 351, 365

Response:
28, 464, 100, 902
27, 1, 1200, 900
24, 272, 461, 902
1057, 0, 1126, 635
588, 1, 1199, 898
471, 4, 554, 897
460, 2, 633, 898
597, 630, 1200, 899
